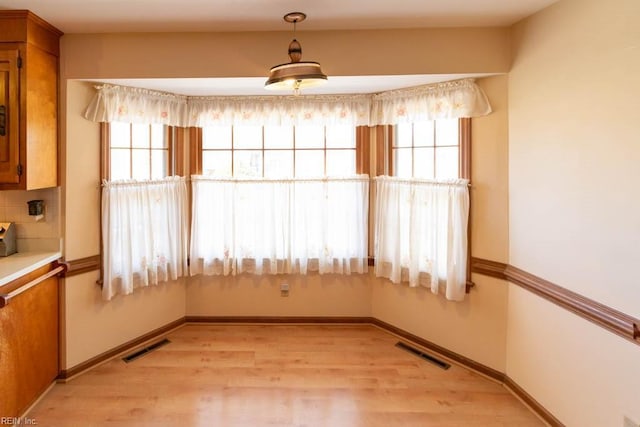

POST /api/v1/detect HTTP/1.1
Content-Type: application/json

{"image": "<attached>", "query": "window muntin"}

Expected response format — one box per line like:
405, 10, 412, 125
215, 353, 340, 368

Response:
393, 118, 460, 180
201, 124, 356, 178
108, 122, 171, 180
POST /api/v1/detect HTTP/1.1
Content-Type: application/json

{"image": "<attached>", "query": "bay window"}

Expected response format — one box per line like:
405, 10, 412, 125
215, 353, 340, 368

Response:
198, 124, 356, 178
190, 123, 367, 277
87, 78, 490, 301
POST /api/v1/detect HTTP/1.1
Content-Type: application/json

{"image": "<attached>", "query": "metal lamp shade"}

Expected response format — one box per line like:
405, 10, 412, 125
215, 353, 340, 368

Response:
265, 61, 328, 91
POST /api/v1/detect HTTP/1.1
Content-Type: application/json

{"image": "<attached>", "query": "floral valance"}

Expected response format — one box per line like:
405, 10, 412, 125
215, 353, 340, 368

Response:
370, 78, 492, 124
84, 85, 190, 126
84, 78, 491, 127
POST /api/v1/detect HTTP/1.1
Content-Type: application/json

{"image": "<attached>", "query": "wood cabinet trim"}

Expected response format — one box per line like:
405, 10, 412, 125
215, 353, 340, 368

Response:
0, 11, 61, 190
0, 262, 65, 308
0, 263, 51, 294
0, 10, 63, 55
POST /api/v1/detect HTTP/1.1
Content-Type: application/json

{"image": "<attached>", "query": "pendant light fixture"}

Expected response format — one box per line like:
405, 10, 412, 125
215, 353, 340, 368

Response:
265, 12, 327, 95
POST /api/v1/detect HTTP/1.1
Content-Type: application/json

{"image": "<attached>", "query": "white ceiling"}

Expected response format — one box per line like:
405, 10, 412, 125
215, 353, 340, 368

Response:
2, 0, 555, 96
0, 0, 558, 34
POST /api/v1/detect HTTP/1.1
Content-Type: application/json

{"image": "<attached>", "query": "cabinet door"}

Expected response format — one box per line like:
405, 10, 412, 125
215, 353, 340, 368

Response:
0, 48, 20, 184
0, 270, 59, 417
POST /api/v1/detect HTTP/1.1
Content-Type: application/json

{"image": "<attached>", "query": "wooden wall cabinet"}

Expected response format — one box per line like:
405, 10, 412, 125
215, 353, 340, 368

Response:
0, 10, 62, 190
0, 263, 61, 417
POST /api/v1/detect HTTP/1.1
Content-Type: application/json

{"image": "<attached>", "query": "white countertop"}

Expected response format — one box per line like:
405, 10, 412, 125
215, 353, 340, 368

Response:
0, 251, 63, 287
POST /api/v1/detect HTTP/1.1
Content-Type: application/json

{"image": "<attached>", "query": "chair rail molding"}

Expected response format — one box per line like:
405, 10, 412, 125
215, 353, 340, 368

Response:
64, 255, 100, 277
471, 257, 640, 345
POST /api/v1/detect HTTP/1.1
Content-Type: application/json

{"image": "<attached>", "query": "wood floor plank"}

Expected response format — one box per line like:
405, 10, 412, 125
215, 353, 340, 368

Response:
27, 324, 545, 426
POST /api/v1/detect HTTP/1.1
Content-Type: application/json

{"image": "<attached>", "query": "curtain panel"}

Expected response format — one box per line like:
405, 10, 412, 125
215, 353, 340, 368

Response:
101, 177, 189, 300
84, 78, 491, 127
190, 176, 369, 276
374, 176, 469, 301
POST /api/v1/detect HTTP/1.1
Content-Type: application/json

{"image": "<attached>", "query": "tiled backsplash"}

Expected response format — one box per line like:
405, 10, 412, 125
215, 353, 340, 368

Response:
0, 187, 62, 252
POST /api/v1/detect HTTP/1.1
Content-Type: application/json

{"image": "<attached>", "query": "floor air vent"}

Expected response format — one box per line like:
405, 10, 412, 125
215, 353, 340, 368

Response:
395, 342, 451, 370
122, 338, 171, 363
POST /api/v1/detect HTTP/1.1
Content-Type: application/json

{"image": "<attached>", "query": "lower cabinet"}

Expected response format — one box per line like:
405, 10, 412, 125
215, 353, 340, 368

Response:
0, 264, 60, 417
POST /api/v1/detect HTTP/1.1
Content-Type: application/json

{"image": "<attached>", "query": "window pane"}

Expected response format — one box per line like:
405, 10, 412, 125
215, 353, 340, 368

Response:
151, 150, 168, 179
435, 147, 459, 180
203, 126, 232, 149
110, 149, 130, 180
326, 150, 355, 177
264, 151, 294, 178
393, 148, 412, 178
295, 125, 324, 148
295, 150, 324, 177
436, 118, 459, 146
234, 150, 262, 177
395, 123, 413, 148
132, 149, 151, 180
326, 125, 355, 149
414, 121, 435, 147
110, 122, 131, 148
264, 125, 293, 149
233, 125, 262, 149
203, 150, 232, 176
131, 124, 150, 148
413, 147, 435, 179
151, 124, 167, 148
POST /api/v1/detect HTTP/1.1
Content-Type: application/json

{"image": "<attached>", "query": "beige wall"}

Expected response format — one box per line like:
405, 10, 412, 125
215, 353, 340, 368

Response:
63, 81, 100, 261
187, 274, 372, 317
61, 27, 510, 79
64, 273, 186, 368
372, 75, 510, 371
59, 28, 512, 371
61, 80, 187, 369
507, 0, 640, 425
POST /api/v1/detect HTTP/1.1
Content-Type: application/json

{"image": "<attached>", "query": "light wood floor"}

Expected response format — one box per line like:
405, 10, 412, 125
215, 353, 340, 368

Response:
28, 324, 544, 426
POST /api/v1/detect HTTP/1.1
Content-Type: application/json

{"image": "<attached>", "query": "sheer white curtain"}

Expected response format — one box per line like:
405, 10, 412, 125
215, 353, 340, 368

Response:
374, 177, 469, 301
102, 177, 189, 300
190, 176, 369, 276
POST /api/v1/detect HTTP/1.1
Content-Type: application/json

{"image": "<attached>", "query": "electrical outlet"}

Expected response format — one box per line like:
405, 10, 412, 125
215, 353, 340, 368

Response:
280, 283, 289, 297
624, 416, 640, 427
